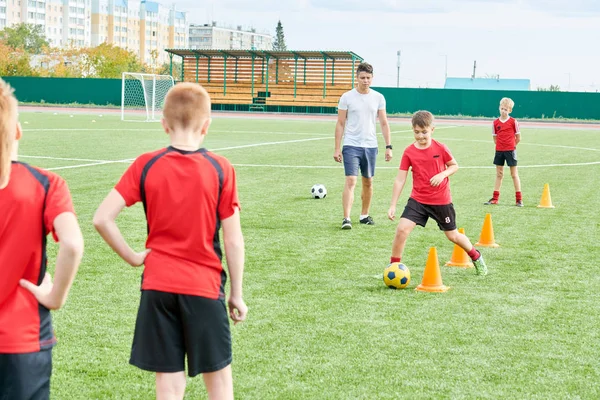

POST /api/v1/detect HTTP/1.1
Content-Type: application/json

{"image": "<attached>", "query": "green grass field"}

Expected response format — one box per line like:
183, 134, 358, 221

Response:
17, 111, 600, 399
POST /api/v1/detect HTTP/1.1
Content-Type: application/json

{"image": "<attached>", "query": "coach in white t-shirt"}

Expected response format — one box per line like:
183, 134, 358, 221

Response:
333, 62, 392, 230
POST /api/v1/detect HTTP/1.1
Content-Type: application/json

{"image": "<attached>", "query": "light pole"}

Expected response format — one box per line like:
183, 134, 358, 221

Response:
442, 54, 448, 80
396, 50, 401, 88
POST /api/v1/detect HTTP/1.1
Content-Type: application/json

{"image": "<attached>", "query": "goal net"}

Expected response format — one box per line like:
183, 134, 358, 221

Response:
121, 72, 175, 121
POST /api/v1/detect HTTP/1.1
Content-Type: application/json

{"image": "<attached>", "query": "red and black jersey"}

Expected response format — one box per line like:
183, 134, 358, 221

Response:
115, 147, 240, 300
399, 140, 454, 205
0, 162, 75, 354
493, 117, 520, 151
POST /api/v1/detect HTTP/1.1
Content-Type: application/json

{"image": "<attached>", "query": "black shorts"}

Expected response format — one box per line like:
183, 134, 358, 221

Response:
401, 197, 457, 231
493, 150, 517, 167
130, 290, 232, 377
0, 349, 52, 400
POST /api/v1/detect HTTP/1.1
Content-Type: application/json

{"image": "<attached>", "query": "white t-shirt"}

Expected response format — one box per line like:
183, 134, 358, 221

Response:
338, 88, 386, 148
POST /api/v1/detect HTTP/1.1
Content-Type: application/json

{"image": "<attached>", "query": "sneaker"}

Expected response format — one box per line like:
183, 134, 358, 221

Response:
516, 200, 524, 207
473, 253, 488, 276
341, 218, 352, 230
484, 198, 498, 205
359, 216, 375, 225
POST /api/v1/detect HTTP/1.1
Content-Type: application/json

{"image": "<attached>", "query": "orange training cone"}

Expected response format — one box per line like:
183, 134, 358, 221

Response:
416, 247, 450, 293
445, 228, 474, 268
537, 183, 555, 208
475, 213, 500, 248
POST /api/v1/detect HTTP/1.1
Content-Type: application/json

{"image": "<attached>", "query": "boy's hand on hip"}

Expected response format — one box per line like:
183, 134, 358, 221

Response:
228, 296, 248, 325
129, 249, 151, 267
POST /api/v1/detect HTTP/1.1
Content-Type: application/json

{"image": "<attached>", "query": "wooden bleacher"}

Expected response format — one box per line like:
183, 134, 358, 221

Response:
164, 49, 363, 111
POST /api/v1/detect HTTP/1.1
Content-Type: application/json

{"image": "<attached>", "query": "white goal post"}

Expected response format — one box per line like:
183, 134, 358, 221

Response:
121, 72, 175, 121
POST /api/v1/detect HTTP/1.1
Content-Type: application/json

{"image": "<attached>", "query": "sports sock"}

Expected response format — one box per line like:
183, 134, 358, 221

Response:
516, 191, 522, 201
492, 191, 500, 201
390, 257, 401, 263
360, 214, 369, 220
467, 248, 480, 261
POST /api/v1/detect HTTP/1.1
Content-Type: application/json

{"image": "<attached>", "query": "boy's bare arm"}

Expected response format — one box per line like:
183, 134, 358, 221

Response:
431, 159, 459, 187
20, 212, 84, 310
515, 133, 521, 145
93, 189, 149, 267
221, 208, 248, 324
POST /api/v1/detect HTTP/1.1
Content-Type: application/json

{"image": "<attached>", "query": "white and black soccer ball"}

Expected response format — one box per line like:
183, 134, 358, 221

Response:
311, 184, 327, 199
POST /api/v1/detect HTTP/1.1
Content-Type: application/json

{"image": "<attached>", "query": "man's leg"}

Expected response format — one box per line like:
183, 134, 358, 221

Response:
203, 365, 234, 400
156, 372, 186, 400
343, 175, 357, 219
360, 176, 373, 216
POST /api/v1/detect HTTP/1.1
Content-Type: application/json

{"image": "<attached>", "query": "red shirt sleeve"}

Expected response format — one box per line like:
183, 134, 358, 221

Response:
399, 148, 412, 171
115, 158, 142, 207
441, 143, 454, 164
44, 173, 76, 242
217, 159, 240, 220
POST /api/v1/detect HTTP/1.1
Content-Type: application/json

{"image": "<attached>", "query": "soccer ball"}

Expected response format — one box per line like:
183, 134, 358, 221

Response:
311, 184, 327, 199
383, 263, 411, 289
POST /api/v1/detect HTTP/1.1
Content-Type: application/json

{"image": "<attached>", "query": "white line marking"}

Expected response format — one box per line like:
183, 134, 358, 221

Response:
212, 137, 330, 151
46, 159, 132, 171
20, 155, 112, 162
231, 161, 600, 169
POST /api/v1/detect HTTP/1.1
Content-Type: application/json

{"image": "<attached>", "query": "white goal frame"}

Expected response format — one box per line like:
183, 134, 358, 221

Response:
121, 72, 175, 121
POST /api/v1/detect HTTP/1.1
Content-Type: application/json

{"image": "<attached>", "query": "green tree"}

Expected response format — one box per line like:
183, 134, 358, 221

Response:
273, 20, 287, 51
0, 40, 36, 76
0, 23, 49, 54
80, 43, 142, 78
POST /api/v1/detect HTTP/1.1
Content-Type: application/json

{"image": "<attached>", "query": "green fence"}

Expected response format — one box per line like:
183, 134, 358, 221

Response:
373, 87, 600, 120
2, 77, 122, 105
2, 77, 599, 119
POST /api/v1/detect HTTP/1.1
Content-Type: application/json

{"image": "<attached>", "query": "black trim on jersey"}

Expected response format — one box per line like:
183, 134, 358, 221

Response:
139, 148, 172, 232
15, 162, 54, 350
199, 151, 227, 299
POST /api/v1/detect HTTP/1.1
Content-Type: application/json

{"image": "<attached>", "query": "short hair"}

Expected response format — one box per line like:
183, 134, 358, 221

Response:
0, 78, 18, 188
163, 82, 211, 131
500, 97, 515, 111
412, 110, 434, 128
356, 62, 373, 75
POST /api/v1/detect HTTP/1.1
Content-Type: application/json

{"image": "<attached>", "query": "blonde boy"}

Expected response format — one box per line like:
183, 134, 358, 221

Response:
94, 83, 247, 400
484, 97, 523, 206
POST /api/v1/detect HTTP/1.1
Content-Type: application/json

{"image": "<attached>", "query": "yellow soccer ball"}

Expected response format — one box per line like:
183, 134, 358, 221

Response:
383, 262, 411, 289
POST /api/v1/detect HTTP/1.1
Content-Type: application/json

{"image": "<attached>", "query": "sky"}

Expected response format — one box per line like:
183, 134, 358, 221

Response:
174, 0, 600, 91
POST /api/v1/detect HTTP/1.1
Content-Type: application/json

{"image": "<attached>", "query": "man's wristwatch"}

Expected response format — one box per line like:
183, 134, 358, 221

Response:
385, 145, 393, 150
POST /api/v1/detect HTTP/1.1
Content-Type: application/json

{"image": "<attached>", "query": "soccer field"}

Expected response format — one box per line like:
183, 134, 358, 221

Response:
18, 111, 600, 399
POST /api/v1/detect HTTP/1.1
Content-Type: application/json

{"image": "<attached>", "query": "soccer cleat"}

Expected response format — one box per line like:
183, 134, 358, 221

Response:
473, 253, 488, 276
341, 218, 352, 230
484, 198, 498, 205
516, 200, 524, 207
359, 216, 375, 225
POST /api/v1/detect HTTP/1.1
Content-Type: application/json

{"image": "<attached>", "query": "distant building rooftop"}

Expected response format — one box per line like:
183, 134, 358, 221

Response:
444, 77, 530, 91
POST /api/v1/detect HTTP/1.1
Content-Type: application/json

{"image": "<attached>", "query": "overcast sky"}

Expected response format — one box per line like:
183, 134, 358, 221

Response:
174, 0, 600, 91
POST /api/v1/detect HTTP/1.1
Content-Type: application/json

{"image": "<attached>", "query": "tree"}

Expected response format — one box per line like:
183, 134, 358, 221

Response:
79, 43, 142, 78
0, 40, 36, 76
0, 23, 49, 54
273, 20, 287, 51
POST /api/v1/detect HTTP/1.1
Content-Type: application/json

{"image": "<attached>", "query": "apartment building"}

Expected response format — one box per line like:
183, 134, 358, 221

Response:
189, 22, 273, 51
90, 0, 186, 64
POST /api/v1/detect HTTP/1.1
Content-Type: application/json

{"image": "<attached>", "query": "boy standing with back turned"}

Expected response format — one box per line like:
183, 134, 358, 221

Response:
484, 97, 523, 206
94, 82, 247, 400
387, 111, 488, 276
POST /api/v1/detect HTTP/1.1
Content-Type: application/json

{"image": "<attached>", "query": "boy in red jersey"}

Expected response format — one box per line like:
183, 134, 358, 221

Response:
484, 97, 523, 206
94, 82, 247, 400
387, 111, 487, 275
0, 78, 84, 399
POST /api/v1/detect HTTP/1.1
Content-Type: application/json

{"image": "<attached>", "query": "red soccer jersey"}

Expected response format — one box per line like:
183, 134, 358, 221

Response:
493, 117, 520, 151
399, 139, 454, 205
0, 162, 75, 354
115, 147, 240, 300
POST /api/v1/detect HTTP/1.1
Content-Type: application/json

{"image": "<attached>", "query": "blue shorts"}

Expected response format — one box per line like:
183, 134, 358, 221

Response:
342, 146, 378, 178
